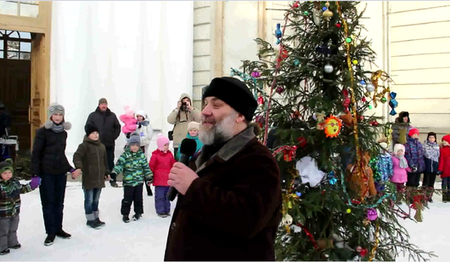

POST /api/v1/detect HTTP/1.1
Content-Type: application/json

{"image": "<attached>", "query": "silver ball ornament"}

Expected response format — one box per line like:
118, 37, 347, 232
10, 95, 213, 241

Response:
366, 83, 375, 92
324, 64, 334, 73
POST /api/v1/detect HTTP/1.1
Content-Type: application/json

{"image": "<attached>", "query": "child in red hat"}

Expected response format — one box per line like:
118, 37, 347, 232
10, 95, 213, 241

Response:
438, 135, 450, 202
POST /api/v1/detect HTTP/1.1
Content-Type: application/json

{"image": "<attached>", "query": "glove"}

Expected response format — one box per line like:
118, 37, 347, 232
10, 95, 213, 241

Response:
30, 177, 41, 189
437, 171, 442, 175
411, 166, 418, 173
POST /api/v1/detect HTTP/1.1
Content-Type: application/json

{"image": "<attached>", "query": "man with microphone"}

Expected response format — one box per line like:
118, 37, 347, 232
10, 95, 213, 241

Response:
165, 77, 282, 260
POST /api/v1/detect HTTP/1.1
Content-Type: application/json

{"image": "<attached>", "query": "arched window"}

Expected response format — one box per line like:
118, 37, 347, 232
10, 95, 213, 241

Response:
0, 30, 31, 60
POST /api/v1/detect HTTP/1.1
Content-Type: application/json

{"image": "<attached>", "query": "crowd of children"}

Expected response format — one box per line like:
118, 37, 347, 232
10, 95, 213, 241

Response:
0, 101, 203, 255
381, 127, 450, 203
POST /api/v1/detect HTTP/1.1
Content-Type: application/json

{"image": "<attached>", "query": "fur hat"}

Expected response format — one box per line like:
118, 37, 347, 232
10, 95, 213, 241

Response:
399, 111, 410, 123
408, 128, 419, 137
156, 133, 170, 150
394, 144, 405, 155
135, 110, 147, 120
128, 132, 141, 147
202, 77, 257, 121
45, 103, 71, 130
0, 158, 14, 176
427, 132, 437, 141
187, 121, 200, 132
442, 135, 450, 144
85, 124, 99, 136
99, 98, 108, 105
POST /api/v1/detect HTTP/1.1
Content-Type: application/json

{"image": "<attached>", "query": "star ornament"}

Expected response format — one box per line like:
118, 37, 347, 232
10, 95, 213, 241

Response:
324, 115, 343, 138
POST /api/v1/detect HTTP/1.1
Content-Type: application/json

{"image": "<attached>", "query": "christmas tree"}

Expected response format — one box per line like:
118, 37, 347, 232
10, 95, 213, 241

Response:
232, 1, 434, 261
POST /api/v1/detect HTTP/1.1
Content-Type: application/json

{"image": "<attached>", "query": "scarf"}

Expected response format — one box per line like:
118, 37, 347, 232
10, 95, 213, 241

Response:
52, 122, 64, 133
394, 155, 408, 169
423, 140, 440, 162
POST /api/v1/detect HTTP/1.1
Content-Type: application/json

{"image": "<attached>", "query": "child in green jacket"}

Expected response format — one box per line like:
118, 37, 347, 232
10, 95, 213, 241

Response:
111, 133, 153, 223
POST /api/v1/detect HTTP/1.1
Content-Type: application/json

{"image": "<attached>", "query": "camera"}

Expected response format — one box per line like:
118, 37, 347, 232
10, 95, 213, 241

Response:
181, 102, 189, 112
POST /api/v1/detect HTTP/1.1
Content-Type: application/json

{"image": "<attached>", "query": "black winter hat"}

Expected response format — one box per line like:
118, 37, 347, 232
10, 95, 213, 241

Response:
427, 132, 437, 141
399, 111, 410, 123
202, 77, 257, 121
85, 124, 99, 136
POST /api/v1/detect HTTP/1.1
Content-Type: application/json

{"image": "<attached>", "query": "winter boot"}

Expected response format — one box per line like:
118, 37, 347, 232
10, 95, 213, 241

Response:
10, 244, 21, 249
86, 213, 101, 229
93, 211, 105, 227
427, 187, 434, 203
0, 249, 10, 255
44, 234, 55, 246
442, 185, 448, 203
157, 213, 168, 218
122, 215, 130, 223
56, 229, 71, 239
133, 214, 142, 221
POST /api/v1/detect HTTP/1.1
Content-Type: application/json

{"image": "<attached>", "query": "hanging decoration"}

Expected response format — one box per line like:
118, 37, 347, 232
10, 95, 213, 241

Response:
251, 71, 261, 78
370, 70, 391, 108
295, 156, 326, 187
324, 115, 343, 138
346, 151, 377, 200
275, 23, 282, 44
312, 1, 321, 26
366, 208, 378, 221
368, 221, 380, 261
322, 1, 333, 20
389, 92, 398, 116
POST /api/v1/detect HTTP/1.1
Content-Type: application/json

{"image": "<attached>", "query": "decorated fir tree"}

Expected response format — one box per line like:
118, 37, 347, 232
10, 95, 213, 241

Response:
232, 1, 434, 261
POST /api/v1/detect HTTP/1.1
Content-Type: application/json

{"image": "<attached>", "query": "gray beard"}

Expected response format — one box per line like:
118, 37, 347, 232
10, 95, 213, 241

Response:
199, 112, 237, 146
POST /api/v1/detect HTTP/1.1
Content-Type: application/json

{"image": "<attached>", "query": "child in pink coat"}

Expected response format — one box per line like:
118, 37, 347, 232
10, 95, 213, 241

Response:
149, 134, 175, 218
391, 144, 411, 203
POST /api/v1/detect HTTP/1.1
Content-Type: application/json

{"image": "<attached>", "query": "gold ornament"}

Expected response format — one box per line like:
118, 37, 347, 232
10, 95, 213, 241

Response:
322, 1, 333, 19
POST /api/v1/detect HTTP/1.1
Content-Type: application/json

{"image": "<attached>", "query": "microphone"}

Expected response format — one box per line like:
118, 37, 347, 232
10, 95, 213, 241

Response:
168, 138, 198, 201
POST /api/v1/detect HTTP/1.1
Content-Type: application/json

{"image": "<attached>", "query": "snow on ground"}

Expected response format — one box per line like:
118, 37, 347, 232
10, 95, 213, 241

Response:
4, 181, 450, 261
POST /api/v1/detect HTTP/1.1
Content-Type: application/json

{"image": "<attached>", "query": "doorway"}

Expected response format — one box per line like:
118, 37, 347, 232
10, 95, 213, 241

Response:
0, 29, 31, 156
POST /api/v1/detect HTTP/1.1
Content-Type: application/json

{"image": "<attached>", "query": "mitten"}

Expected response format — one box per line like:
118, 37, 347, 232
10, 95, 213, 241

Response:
30, 176, 41, 189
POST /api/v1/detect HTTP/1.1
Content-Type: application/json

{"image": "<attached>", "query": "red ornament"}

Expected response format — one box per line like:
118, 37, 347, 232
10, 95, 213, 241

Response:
370, 120, 379, 126
362, 97, 367, 102
292, 1, 299, 8
283, 146, 297, 162
277, 47, 289, 62
351, 199, 361, 204
297, 137, 307, 147
336, 23, 341, 28
360, 248, 369, 257
292, 111, 301, 119
276, 86, 284, 94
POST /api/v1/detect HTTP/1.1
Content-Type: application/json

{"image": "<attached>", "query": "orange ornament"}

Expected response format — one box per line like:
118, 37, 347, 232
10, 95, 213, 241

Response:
323, 115, 343, 138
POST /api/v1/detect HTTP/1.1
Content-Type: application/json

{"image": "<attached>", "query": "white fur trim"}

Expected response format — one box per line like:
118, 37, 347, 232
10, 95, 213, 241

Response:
44, 120, 72, 130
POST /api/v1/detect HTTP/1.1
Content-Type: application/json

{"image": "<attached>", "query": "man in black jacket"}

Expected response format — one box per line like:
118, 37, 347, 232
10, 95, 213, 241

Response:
84, 98, 121, 187
165, 77, 282, 260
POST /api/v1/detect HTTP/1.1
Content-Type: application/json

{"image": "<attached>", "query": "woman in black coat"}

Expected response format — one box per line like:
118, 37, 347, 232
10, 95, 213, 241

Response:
31, 103, 80, 246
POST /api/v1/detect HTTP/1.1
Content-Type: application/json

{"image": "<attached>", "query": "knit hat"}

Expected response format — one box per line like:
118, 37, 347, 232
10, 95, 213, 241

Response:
156, 133, 170, 150
45, 103, 71, 130
427, 132, 437, 141
408, 128, 419, 137
202, 77, 257, 121
128, 132, 141, 146
394, 144, 405, 155
85, 124, 99, 136
379, 142, 388, 151
442, 135, 450, 144
99, 98, 108, 105
135, 110, 147, 120
187, 121, 200, 132
0, 158, 13, 176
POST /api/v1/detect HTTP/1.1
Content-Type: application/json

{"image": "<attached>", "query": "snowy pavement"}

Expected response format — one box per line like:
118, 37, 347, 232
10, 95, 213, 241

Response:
4, 181, 450, 261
